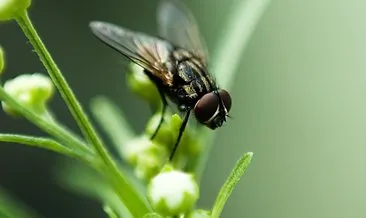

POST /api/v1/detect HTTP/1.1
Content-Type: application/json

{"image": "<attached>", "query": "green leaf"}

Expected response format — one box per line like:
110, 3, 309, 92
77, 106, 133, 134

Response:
211, 152, 253, 218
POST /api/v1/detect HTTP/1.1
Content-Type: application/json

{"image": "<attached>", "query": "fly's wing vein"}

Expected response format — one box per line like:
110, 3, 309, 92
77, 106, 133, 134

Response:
90, 21, 175, 86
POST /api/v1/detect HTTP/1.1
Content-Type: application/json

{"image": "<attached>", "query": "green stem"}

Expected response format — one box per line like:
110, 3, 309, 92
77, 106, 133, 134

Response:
0, 134, 73, 155
15, 11, 97, 147
211, 152, 253, 218
0, 133, 94, 163
0, 87, 92, 156
194, 0, 272, 181
14, 11, 151, 216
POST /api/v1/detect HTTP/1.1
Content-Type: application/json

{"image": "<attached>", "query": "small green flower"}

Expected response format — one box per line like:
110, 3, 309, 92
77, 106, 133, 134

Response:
148, 169, 199, 216
186, 209, 211, 218
0, 46, 4, 74
0, 0, 31, 21
1, 73, 54, 116
127, 63, 160, 108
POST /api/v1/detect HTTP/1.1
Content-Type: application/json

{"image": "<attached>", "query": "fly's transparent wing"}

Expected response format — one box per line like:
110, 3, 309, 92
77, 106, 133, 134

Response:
89, 21, 175, 86
157, 0, 208, 65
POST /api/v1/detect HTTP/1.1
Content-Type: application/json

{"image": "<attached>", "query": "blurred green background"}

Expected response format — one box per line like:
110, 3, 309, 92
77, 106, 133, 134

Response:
1, 0, 366, 217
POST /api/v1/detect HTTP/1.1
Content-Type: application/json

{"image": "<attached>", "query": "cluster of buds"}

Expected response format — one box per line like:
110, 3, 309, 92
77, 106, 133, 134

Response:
0, 37, 205, 218
122, 64, 209, 216
0, 1, 253, 217
123, 63, 204, 177
0, 0, 210, 212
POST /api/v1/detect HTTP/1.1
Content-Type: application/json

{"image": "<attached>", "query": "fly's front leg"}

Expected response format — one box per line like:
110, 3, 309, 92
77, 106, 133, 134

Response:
169, 111, 190, 161
150, 88, 168, 140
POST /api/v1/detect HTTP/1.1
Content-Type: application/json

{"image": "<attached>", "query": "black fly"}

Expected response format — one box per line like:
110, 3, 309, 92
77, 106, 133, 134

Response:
89, 0, 232, 161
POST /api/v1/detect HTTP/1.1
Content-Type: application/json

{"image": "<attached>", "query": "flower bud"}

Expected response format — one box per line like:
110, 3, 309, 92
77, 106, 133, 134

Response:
127, 63, 160, 108
0, 46, 4, 75
121, 136, 154, 165
1, 73, 54, 116
0, 0, 31, 21
145, 113, 175, 149
170, 114, 203, 156
122, 136, 168, 180
134, 142, 167, 180
148, 169, 199, 216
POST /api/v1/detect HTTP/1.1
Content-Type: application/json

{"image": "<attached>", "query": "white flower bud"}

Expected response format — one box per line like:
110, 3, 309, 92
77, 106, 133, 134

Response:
148, 170, 199, 216
2, 73, 54, 116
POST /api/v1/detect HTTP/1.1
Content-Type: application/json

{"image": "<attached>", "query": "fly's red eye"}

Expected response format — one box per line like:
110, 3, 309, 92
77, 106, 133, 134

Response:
194, 92, 219, 124
219, 89, 232, 112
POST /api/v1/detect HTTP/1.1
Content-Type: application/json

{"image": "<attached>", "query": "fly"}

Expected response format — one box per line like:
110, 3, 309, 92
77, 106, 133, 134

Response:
89, 0, 232, 161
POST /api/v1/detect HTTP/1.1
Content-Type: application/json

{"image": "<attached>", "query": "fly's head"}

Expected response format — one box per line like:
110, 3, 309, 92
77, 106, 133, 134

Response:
193, 89, 232, 129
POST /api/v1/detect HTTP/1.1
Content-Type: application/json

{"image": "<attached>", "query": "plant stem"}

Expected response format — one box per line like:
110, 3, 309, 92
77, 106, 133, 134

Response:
15, 11, 97, 147
0, 133, 100, 167
0, 87, 92, 155
0, 134, 75, 156
195, 0, 272, 181
14, 11, 151, 216
211, 152, 253, 218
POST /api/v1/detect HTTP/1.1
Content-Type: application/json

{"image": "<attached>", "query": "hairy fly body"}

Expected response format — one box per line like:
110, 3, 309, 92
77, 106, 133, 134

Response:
89, 0, 232, 160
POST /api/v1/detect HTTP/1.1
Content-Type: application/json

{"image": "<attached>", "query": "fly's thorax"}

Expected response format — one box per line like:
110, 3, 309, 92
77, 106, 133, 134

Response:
167, 50, 215, 111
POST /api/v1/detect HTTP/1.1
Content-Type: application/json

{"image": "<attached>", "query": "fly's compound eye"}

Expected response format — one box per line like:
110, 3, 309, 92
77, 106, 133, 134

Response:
218, 89, 232, 113
194, 92, 220, 125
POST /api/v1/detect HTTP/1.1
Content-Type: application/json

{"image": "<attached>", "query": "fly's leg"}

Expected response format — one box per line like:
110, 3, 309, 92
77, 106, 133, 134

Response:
150, 88, 168, 140
169, 111, 190, 161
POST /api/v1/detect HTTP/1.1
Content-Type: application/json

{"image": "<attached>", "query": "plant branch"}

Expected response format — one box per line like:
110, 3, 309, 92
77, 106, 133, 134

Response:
14, 11, 151, 216
0, 87, 92, 155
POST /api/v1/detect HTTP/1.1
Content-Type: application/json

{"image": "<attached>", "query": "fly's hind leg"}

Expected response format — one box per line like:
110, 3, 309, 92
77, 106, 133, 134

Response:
150, 88, 168, 140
